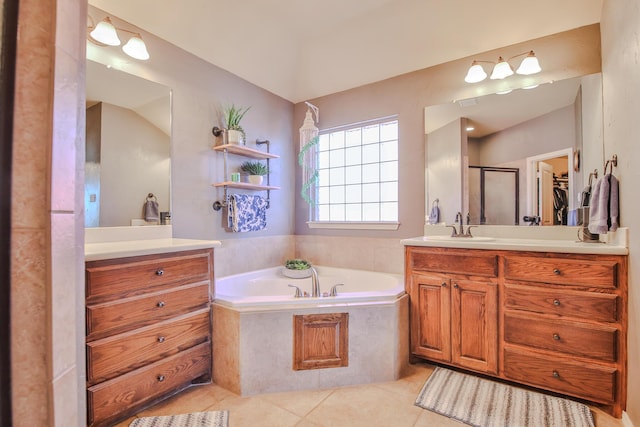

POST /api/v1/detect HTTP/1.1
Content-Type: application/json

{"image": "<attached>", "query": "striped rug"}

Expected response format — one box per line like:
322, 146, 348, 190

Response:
415, 368, 595, 427
129, 410, 229, 427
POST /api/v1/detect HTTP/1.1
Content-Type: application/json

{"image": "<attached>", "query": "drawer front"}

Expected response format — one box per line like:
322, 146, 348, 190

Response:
504, 313, 617, 362
87, 281, 210, 340
86, 249, 212, 303
503, 347, 616, 404
88, 342, 211, 427
409, 249, 498, 277
504, 256, 617, 288
87, 309, 210, 384
504, 284, 618, 322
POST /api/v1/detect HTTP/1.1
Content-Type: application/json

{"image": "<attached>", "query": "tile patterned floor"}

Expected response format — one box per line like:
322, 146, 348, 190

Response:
115, 362, 624, 427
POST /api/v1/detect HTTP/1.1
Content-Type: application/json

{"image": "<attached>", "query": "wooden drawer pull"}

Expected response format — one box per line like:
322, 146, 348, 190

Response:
553, 268, 561, 275
553, 299, 561, 306
156, 301, 166, 308
552, 370, 560, 378
553, 333, 561, 341
155, 269, 164, 276
157, 374, 165, 382
157, 336, 165, 343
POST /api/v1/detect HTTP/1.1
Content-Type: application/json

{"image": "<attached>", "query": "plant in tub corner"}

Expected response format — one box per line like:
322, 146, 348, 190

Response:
222, 103, 251, 145
285, 259, 311, 270
283, 259, 312, 278
240, 161, 269, 185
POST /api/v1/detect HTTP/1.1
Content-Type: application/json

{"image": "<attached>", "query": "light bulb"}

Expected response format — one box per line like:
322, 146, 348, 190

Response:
490, 57, 514, 80
516, 51, 542, 75
90, 17, 121, 46
464, 62, 487, 83
122, 35, 150, 60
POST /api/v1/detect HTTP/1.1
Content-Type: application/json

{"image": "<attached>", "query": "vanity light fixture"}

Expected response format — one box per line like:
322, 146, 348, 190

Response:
88, 15, 150, 60
464, 50, 541, 83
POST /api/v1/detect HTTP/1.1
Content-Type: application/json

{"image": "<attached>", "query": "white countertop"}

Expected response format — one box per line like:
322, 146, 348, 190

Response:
84, 226, 221, 261
85, 238, 222, 261
402, 225, 629, 255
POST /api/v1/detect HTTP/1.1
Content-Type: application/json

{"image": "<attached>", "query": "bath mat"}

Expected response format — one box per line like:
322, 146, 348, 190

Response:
415, 367, 594, 427
129, 410, 229, 427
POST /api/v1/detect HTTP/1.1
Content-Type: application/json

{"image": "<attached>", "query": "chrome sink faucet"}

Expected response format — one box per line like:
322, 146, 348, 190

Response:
310, 266, 321, 297
448, 212, 476, 237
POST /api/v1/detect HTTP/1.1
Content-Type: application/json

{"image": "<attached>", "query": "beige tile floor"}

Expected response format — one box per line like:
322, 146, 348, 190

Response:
115, 362, 624, 427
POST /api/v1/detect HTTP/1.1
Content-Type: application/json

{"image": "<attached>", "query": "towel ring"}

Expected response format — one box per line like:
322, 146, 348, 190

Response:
146, 193, 157, 202
604, 154, 618, 175
432, 198, 439, 208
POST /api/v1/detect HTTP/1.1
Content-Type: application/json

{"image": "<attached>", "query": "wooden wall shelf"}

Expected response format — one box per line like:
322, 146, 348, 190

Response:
212, 182, 280, 191
213, 144, 279, 159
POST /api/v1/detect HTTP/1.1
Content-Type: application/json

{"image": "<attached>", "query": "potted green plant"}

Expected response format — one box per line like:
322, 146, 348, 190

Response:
240, 160, 268, 185
282, 259, 312, 278
222, 103, 250, 145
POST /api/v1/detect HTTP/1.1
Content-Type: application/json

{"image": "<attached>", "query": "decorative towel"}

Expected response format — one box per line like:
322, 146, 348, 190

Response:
227, 194, 268, 232
588, 174, 619, 234
143, 195, 159, 222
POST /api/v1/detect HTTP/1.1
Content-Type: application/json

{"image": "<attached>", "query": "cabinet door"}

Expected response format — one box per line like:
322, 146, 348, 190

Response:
409, 273, 451, 362
451, 277, 498, 374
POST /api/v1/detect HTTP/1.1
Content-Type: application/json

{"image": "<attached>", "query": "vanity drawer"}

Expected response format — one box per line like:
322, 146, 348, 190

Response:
87, 309, 210, 385
87, 341, 211, 427
504, 313, 617, 362
86, 249, 213, 303
503, 255, 617, 288
86, 281, 210, 340
409, 248, 497, 277
503, 347, 616, 404
504, 284, 618, 322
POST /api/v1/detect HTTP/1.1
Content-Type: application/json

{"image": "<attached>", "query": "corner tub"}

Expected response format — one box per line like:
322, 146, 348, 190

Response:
212, 266, 409, 395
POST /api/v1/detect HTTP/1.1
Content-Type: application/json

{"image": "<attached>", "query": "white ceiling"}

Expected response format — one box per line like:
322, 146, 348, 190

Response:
88, 0, 603, 103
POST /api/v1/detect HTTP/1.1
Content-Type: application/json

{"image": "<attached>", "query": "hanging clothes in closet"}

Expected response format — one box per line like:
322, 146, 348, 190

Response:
553, 175, 569, 225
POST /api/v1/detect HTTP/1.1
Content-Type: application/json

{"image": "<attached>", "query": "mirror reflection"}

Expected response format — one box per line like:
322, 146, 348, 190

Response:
85, 60, 171, 227
425, 73, 603, 226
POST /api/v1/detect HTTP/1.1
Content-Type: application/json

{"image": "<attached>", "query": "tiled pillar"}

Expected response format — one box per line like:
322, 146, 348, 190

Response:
11, 0, 86, 425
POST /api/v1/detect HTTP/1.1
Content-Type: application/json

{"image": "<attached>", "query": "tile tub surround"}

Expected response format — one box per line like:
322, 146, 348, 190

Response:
212, 294, 409, 396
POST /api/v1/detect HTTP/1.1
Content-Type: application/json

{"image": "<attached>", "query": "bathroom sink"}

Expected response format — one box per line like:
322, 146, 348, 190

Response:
422, 235, 496, 242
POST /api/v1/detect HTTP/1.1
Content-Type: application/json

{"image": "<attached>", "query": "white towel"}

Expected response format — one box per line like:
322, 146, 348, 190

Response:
227, 194, 268, 232
588, 174, 619, 234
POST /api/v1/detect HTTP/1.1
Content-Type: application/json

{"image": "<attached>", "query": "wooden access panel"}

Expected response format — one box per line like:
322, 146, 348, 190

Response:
293, 313, 348, 370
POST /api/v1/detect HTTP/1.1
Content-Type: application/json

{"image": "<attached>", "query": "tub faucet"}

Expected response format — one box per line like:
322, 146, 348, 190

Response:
310, 266, 321, 297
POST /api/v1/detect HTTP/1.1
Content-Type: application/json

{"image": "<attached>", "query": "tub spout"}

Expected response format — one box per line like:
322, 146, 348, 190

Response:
310, 267, 321, 297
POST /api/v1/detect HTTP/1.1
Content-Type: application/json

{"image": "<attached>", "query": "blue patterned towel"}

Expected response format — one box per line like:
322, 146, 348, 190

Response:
227, 194, 268, 232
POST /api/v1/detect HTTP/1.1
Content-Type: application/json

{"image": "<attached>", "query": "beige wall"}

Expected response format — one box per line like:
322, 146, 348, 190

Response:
294, 24, 602, 238
11, 0, 86, 425
601, 1, 640, 424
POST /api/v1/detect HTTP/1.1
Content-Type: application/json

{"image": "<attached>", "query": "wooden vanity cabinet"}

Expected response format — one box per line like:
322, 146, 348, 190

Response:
406, 247, 499, 374
85, 248, 214, 427
405, 246, 628, 417
501, 252, 627, 417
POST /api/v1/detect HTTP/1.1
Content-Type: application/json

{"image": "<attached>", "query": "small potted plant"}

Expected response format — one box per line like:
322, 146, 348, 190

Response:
282, 259, 312, 278
240, 161, 268, 185
222, 103, 250, 145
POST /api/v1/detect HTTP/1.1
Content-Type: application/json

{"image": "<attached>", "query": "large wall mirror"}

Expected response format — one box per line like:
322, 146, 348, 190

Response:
85, 59, 172, 227
425, 72, 603, 226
